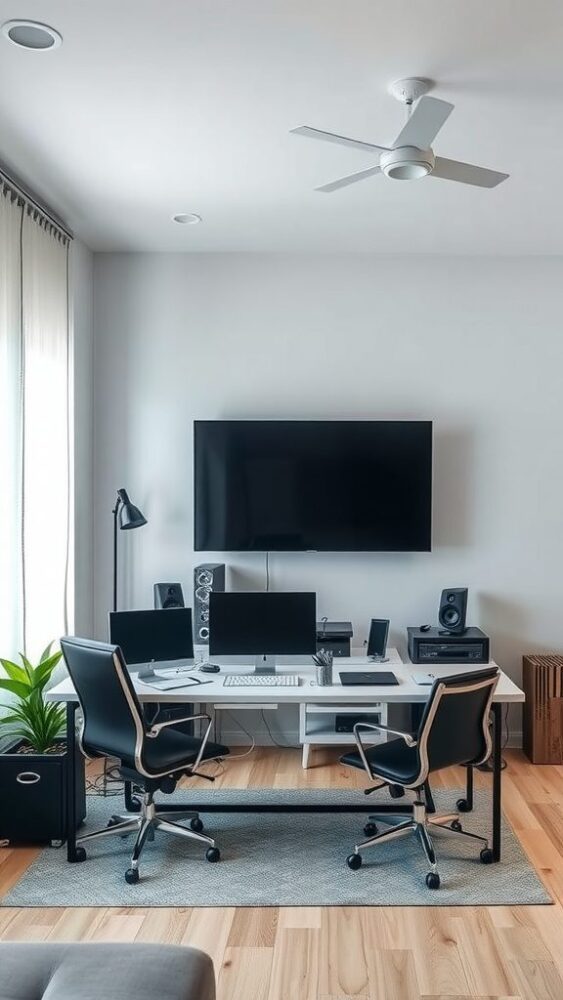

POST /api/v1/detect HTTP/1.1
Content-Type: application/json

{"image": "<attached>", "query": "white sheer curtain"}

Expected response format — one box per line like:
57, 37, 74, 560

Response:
0, 181, 71, 662
0, 186, 23, 660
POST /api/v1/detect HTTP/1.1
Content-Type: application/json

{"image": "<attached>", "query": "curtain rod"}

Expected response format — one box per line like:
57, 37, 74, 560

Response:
0, 160, 74, 241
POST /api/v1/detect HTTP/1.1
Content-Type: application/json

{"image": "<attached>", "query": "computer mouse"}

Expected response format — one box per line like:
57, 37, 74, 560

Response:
419, 624, 432, 632
200, 663, 221, 673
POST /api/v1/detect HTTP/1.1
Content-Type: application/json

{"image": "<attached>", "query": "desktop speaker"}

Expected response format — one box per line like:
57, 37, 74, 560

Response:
438, 588, 468, 634
194, 563, 225, 645
154, 583, 184, 610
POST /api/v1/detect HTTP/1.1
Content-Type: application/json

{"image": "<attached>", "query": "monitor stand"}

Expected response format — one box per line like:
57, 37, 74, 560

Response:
254, 654, 276, 675
137, 660, 157, 680
369, 655, 389, 664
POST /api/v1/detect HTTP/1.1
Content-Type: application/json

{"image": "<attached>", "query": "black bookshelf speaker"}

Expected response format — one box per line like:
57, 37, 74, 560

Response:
438, 588, 468, 634
193, 563, 225, 644
154, 583, 184, 609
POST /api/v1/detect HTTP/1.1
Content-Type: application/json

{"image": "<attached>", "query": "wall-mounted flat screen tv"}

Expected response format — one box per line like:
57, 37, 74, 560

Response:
194, 420, 432, 552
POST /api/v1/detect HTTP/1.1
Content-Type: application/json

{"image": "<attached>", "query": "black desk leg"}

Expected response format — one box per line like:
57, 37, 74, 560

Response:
66, 702, 85, 863
457, 766, 474, 813
492, 703, 502, 862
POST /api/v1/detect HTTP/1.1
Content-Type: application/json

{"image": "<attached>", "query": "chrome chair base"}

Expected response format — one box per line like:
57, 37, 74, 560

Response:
76, 792, 219, 882
347, 799, 490, 889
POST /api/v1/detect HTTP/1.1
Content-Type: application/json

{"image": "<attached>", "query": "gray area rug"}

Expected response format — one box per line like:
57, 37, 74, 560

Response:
3, 788, 550, 907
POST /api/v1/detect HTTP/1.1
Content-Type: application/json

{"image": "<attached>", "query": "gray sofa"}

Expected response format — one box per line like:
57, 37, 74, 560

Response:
0, 942, 215, 1000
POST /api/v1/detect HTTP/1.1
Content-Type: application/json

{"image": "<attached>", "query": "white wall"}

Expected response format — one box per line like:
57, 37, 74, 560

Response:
92, 252, 563, 742
71, 240, 94, 637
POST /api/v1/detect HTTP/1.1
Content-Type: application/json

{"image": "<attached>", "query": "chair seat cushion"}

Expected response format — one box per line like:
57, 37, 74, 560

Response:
0, 942, 215, 1000
340, 737, 419, 785
139, 730, 229, 774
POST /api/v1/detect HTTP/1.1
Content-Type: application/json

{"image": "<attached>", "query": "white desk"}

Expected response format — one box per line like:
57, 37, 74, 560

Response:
48, 650, 523, 865
48, 647, 523, 707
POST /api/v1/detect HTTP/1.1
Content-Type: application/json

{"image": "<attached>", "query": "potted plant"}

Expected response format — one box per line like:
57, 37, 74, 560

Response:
0, 643, 85, 845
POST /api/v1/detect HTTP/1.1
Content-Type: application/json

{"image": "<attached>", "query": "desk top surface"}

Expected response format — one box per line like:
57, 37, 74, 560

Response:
47, 647, 524, 705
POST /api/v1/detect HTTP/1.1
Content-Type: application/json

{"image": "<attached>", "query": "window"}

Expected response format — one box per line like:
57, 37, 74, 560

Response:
0, 180, 71, 661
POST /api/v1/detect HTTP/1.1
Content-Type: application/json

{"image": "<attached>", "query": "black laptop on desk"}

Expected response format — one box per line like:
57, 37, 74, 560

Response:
340, 671, 399, 686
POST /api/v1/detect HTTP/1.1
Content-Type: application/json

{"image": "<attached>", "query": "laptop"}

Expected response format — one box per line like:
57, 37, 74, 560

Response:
340, 671, 399, 686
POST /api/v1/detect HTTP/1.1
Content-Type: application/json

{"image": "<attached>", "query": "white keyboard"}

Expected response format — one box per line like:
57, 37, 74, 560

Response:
223, 674, 300, 688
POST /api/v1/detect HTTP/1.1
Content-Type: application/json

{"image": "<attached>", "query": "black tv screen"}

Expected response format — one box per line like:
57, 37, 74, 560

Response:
194, 420, 432, 552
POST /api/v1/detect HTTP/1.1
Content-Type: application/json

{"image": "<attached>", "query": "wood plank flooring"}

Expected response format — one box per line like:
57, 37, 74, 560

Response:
1, 748, 563, 999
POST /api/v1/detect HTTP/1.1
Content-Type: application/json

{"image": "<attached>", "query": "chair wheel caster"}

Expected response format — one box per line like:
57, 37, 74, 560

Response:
450, 820, 462, 832
363, 822, 378, 837
389, 785, 405, 799
125, 867, 139, 884
425, 872, 440, 889
70, 847, 87, 863
347, 853, 362, 871
191, 817, 204, 833
480, 848, 494, 864
456, 797, 471, 812
206, 847, 220, 863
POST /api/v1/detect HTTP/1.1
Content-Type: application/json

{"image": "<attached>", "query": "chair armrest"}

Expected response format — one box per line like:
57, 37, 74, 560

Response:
146, 713, 210, 738
353, 721, 417, 748
352, 721, 417, 783
146, 713, 214, 775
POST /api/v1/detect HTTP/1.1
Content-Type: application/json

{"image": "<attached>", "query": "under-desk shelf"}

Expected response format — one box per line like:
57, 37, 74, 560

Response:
299, 700, 388, 768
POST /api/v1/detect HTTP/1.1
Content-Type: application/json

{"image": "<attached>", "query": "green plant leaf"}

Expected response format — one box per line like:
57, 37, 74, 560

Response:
19, 653, 34, 682
39, 641, 54, 663
0, 658, 29, 686
34, 652, 63, 688
0, 678, 30, 699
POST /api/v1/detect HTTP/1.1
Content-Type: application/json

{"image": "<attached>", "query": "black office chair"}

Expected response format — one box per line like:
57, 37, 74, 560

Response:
341, 667, 499, 889
60, 636, 229, 884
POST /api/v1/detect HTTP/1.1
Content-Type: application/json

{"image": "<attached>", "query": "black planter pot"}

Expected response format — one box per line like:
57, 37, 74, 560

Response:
0, 739, 86, 846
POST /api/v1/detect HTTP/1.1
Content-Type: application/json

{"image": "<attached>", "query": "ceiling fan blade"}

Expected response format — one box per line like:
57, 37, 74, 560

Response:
315, 165, 382, 193
290, 125, 389, 155
431, 156, 509, 188
392, 97, 454, 149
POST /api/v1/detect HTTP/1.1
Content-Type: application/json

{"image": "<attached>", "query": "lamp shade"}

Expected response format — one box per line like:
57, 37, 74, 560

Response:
116, 488, 147, 530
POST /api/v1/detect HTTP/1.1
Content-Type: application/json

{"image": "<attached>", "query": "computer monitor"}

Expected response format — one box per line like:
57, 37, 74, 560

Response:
108, 608, 194, 678
209, 592, 317, 673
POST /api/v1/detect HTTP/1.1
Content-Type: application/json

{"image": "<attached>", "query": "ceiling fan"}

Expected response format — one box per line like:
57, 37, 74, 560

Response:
290, 78, 508, 192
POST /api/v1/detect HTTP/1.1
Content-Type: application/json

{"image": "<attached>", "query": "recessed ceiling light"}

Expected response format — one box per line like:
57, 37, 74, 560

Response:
2, 19, 62, 50
172, 213, 202, 225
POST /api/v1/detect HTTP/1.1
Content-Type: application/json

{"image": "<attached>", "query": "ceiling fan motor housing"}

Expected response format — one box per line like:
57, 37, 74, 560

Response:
380, 145, 435, 180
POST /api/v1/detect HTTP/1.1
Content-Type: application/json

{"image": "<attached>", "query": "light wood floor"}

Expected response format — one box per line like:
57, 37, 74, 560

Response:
1, 747, 563, 999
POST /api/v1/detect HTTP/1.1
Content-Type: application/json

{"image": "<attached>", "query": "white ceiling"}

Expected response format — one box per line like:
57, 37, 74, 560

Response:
0, 0, 562, 252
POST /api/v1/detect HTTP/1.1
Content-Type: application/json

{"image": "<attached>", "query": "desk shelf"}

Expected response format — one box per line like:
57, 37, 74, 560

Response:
299, 701, 388, 769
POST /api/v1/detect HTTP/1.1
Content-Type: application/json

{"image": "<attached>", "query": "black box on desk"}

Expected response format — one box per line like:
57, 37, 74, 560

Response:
408, 627, 490, 665
316, 621, 353, 657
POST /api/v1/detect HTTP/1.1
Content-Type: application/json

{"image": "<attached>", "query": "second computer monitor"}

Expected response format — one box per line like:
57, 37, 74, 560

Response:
108, 608, 194, 669
209, 592, 316, 672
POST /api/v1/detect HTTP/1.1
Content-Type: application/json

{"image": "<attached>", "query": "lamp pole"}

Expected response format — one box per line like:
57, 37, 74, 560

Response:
112, 496, 122, 613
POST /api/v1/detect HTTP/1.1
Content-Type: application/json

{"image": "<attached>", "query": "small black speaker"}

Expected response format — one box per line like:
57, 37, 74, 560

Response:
154, 582, 184, 610
438, 588, 468, 634
194, 563, 226, 644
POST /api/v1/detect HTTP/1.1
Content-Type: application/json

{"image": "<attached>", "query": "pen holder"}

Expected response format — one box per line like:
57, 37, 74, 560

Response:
315, 650, 334, 686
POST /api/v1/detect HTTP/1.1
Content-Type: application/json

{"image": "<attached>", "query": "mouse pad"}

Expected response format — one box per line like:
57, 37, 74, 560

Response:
339, 671, 399, 686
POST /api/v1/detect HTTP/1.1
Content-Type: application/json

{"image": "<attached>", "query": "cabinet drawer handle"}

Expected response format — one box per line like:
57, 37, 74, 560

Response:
16, 771, 41, 785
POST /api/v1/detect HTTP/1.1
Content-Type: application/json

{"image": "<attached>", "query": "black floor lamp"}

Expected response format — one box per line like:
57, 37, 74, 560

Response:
112, 488, 147, 612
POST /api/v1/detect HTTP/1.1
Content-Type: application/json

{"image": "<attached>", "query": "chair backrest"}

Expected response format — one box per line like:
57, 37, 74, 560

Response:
60, 636, 145, 764
416, 667, 499, 778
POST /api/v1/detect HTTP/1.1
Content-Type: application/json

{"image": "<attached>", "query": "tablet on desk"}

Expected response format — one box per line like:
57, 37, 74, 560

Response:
340, 671, 399, 686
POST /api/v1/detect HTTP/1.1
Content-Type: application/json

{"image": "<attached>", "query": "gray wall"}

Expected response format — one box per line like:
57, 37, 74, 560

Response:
92, 252, 563, 742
